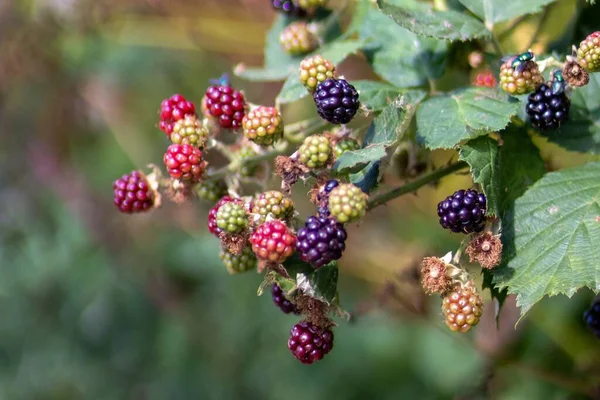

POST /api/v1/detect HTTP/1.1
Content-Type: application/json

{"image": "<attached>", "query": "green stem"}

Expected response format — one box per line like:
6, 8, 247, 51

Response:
367, 161, 468, 210
490, 31, 504, 57
525, 8, 550, 51
206, 145, 290, 180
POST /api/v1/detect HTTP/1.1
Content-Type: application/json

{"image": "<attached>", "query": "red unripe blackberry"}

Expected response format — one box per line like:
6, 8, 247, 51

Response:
208, 196, 242, 237
113, 170, 155, 213
204, 85, 246, 129
437, 189, 487, 234
159, 94, 196, 136
163, 144, 207, 182
272, 284, 300, 314
472, 70, 497, 88
250, 220, 296, 264
441, 287, 483, 333
288, 321, 334, 364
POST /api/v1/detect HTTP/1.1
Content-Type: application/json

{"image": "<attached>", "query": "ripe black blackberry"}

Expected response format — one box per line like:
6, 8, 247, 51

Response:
437, 189, 487, 234
297, 216, 347, 268
584, 298, 600, 338
313, 78, 359, 124
272, 284, 300, 314
526, 83, 570, 130
271, 0, 306, 16
288, 321, 334, 364
317, 179, 339, 217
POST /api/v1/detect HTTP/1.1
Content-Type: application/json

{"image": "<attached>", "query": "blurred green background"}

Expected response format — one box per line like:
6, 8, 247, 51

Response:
1, 0, 599, 399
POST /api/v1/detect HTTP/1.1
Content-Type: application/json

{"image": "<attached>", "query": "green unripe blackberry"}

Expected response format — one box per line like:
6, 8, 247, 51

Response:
499, 56, 543, 95
195, 180, 227, 202
333, 138, 360, 158
299, 135, 332, 169
576, 31, 600, 72
237, 145, 258, 177
242, 106, 284, 146
328, 183, 368, 224
170, 115, 209, 147
252, 190, 295, 223
280, 21, 318, 56
216, 202, 249, 234
219, 247, 257, 274
299, 55, 336, 92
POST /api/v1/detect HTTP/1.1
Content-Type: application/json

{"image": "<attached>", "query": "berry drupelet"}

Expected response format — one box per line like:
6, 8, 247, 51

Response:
288, 321, 334, 364
437, 189, 487, 234
584, 298, 600, 338
204, 84, 246, 129
113, 171, 155, 213
526, 83, 570, 131
313, 78, 360, 124
297, 216, 347, 268
272, 284, 300, 314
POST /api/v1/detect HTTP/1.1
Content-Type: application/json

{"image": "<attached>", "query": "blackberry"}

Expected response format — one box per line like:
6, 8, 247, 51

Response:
204, 84, 246, 129
313, 78, 360, 125
288, 321, 334, 364
298, 135, 332, 168
437, 189, 487, 234
252, 190, 295, 224
472, 70, 497, 88
297, 216, 347, 268
216, 202, 249, 234
237, 144, 258, 177
280, 21, 318, 56
208, 196, 241, 237
219, 246, 257, 274
159, 94, 196, 136
299, 55, 336, 92
272, 284, 300, 314
250, 220, 297, 264
576, 31, 600, 73
195, 180, 227, 202
499, 56, 543, 95
333, 137, 360, 158
271, 0, 306, 16
163, 144, 207, 182
584, 298, 600, 338
328, 183, 368, 224
242, 106, 284, 146
526, 83, 570, 131
170, 115, 208, 147
113, 171, 155, 213
441, 286, 483, 333
317, 179, 340, 217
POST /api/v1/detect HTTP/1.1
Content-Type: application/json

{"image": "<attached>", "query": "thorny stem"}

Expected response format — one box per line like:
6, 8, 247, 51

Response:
367, 161, 468, 210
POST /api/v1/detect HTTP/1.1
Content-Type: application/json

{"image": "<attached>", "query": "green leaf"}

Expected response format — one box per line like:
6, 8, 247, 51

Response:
276, 40, 365, 104
541, 73, 600, 154
493, 161, 600, 317
459, 0, 558, 26
458, 136, 500, 216
353, 80, 401, 112
376, 0, 490, 41
359, 3, 447, 87
341, 91, 426, 191
333, 143, 390, 174
416, 88, 519, 149
283, 254, 338, 304
485, 127, 546, 311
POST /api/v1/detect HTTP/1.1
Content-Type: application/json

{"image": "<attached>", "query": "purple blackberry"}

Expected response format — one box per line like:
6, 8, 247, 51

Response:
313, 78, 359, 125
526, 83, 570, 131
271, 0, 307, 16
437, 189, 487, 234
288, 321, 334, 364
297, 216, 347, 268
584, 298, 600, 338
317, 179, 339, 217
272, 284, 300, 314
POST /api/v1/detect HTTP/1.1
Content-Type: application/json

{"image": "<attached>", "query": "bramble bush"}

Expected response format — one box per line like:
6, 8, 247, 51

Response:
112, 0, 600, 363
